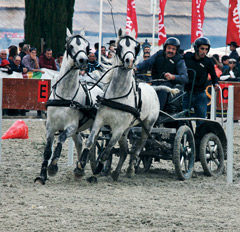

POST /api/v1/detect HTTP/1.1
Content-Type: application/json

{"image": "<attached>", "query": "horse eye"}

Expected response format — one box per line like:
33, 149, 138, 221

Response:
70, 45, 74, 49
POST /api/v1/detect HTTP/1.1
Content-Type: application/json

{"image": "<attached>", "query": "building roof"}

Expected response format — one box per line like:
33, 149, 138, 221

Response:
0, 0, 228, 49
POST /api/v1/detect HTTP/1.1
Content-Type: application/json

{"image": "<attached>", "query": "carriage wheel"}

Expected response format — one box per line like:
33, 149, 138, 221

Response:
199, 133, 224, 177
173, 125, 195, 180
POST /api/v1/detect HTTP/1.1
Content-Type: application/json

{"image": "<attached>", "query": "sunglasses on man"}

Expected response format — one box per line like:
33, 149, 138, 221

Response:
229, 61, 236, 64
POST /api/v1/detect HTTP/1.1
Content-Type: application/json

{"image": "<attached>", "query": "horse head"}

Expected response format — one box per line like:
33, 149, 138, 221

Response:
65, 28, 90, 70
116, 29, 140, 69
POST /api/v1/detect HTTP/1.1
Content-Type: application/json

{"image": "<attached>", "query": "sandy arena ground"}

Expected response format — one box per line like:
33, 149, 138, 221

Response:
0, 119, 240, 232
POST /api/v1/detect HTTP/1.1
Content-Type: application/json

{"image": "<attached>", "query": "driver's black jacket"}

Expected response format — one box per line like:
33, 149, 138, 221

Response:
136, 50, 188, 85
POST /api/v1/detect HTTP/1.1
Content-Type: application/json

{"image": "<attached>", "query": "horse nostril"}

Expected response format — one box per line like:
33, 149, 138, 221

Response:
79, 58, 84, 63
125, 58, 129, 63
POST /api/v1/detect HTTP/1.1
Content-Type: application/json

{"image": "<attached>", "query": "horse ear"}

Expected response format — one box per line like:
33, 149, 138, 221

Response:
118, 28, 122, 37
79, 28, 85, 37
66, 28, 72, 39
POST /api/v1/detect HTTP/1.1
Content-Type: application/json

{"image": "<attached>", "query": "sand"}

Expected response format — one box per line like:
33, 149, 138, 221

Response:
0, 119, 240, 232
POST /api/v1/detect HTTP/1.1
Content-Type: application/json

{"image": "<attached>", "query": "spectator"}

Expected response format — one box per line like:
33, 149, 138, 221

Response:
210, 56, 222, 77
220, 58, 240, 81
86, 52, 102, 73
107, 50, 115, 59
8, 45, 18, 64
55, 52, 63, 71
18, 41, 25, 53
22, 47, 44, 73
94, 42, 99, 60
221, 55, 229, 72
138, 52, 151, 75
0, 49, 7, 63
19, 44, 30, 60
101, 46, 107, 58
136, 37, 188, 111
228, 41, 239, 61
10, 55, 28, 73
39, 48, 57, 70
107, 40, 116, 52
183, 37, 219, 128
0, 59, 13, 74
137, 39, 151, 64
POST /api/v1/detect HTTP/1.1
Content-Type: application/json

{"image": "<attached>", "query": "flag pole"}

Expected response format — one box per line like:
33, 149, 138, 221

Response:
98, 0, 103, 64
151, 0, 156, 53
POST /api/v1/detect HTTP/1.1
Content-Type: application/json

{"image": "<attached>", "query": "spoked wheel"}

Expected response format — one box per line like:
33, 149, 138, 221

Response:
173, 125, 195, 180
199, 133, 224, 176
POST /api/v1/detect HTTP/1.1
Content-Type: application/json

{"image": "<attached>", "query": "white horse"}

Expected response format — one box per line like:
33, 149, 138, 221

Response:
74, 29, 178, 182
34, 29, 103, 185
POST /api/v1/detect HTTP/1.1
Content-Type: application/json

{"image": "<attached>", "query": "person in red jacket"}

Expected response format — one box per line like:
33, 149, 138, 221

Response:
39, 48, 57, 70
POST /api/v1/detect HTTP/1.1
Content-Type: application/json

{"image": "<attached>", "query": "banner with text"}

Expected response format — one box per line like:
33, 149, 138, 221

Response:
126, 0, 138, 39
191, 0, 207, 44
226, 0, 240, 46
158, 0, 167, 46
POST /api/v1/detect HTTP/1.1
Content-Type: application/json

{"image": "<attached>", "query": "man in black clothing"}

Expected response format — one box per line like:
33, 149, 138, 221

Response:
136, 37, 188, 110
10, 55, 28, 73
183, 37, 219, 127
228, 41, 239, 61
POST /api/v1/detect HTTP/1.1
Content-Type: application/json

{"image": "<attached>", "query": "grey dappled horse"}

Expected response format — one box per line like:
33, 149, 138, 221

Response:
34, 29, 103, 185
73, 29, 161, 182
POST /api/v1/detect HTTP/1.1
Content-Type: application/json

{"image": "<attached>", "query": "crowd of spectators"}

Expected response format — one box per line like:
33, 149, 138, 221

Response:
1, 38, 240, 118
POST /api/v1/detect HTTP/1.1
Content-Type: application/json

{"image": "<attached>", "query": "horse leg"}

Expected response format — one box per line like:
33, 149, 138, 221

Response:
126, 122, 153, 178
111, 133, 129, 181
34, 135, 54, 185
74, 121, 103, 178
48, 127, 77, 176
87, 131, 124, 183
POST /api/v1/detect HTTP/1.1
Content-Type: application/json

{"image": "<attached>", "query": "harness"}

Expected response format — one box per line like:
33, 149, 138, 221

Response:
97, 80, 142, 119
45, 35, 95, 127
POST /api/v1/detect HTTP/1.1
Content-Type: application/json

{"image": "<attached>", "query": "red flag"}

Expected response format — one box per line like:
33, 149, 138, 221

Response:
158, 0, 167, 46
191, 0, 207, 44
226, 0, 240, 45
126, 0, 138, 39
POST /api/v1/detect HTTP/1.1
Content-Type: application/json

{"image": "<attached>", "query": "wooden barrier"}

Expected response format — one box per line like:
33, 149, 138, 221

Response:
215, 81, 240, 120
2, 78, 51, 110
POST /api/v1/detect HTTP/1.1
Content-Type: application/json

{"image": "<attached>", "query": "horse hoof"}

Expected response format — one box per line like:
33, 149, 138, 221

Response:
111, 171, 119, 182
34, 177, 46, 185
48, 164, 58, 176
87, 176, 98, 183
74, 167, 85, 178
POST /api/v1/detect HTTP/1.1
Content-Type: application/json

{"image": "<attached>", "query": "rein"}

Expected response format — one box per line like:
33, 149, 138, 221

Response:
87, 65, 123, 91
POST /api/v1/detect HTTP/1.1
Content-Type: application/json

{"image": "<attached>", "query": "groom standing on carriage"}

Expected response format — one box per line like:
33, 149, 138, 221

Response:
135, 37, 188, 112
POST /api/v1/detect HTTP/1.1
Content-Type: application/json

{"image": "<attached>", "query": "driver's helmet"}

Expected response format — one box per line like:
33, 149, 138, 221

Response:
163, 37, 180, 52
193, 37, 211, 53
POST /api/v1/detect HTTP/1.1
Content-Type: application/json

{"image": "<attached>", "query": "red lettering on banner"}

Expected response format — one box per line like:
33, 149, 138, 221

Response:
38, 81, 49, 102
158, 0, 167, 46
126, 0, 138, 38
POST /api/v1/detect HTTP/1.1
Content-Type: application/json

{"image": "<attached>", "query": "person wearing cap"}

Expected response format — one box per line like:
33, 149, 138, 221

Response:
0, 59, 13, 74
220, 58, 240, 81
136, 37, 188, 112
137, 39, 152, 64
228, 41, 239, 61
183, 37, 219, 127
107, 40, 116, 52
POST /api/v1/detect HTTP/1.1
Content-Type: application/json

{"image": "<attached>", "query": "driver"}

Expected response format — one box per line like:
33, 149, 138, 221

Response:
135, 37, 188, 111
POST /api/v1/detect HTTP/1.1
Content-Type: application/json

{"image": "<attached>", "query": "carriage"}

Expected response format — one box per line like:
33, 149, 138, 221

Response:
92, 71, 227, 181
35, 29, 227, 184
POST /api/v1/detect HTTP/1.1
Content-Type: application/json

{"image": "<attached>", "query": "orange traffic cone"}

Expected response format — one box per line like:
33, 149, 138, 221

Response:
2, 120, 29, 139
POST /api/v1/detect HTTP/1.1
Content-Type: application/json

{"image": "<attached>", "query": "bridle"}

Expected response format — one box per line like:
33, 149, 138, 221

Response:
116, 35, 140, 63
65, 35, 90, 62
